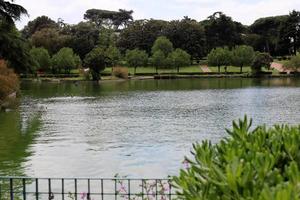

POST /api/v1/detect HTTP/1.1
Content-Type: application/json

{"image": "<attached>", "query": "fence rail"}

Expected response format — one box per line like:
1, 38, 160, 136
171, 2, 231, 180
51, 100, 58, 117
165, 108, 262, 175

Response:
0, 177, 178, 200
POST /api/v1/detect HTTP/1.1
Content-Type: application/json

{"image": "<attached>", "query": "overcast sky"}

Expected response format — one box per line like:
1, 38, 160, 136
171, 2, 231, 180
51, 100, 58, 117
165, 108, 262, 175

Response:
15, 0, 300, 29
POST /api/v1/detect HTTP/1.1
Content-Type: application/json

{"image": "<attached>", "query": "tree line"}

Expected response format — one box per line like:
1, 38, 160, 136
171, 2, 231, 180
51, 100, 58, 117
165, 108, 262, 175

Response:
1, 0, 300, 78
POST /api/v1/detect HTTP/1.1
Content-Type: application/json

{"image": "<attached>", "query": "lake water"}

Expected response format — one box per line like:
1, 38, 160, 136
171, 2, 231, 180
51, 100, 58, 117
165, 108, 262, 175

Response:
1, 78, 300, 178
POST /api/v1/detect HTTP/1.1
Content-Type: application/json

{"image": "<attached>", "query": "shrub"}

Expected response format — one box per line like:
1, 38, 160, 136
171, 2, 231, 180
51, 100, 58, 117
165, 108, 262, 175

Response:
84, 47, 111, 81
168, 48, 191, 73
125, 49, 148, 74
51, 47, 81, 74
0, 60, 19, 102
251, 52, 273, 74
151, 36, 174, 57
231, 45, 255, 73
30, 47, 51, 72
79, 68, 91, 81
112, 66, 128, 79
174, 116, 300, 199
284, 54, 300, 71
207, 47, 232, 73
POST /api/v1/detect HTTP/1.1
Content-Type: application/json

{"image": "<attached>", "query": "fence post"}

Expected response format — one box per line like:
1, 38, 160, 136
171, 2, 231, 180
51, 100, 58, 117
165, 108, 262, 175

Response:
75, 179, 78, 200
35, 178, 39, 200
10, 178, 14, 200
61, 179, 64, 200
22, 178, 26, 200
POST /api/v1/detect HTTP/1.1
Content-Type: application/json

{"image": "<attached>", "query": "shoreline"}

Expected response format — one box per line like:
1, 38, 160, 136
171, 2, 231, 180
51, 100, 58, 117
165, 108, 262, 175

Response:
20, 73, 299, 83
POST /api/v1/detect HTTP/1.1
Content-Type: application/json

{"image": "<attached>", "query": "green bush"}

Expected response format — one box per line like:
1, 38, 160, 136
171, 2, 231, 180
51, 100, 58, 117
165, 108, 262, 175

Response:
207, 47, 232, 73
284, 54, 300, 71
125, 49, 148, 74
84, 47, 111, 81
0, 60, 19, 108
251, 52, 273, 74
112, 66, 128, 79
174, 116, 300, 200
29, 47, 51, 72
51, 47, 81, 74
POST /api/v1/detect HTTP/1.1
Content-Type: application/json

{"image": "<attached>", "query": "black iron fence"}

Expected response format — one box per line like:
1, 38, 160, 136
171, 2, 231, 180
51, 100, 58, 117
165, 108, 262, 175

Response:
0, 177, 179, 200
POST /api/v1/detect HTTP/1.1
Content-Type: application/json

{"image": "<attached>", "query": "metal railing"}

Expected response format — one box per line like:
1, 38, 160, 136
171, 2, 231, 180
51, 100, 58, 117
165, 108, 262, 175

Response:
0, 177, 178, 200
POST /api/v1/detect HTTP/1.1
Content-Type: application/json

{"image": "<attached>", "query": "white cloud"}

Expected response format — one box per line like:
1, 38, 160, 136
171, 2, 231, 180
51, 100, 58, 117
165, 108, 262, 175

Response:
14, 0, 300, 29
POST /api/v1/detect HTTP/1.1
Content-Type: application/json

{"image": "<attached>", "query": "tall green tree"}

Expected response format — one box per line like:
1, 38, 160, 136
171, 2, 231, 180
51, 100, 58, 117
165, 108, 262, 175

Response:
0, 0, 28, 24
84, 9, 133, 29
168, 48, 191, 73
281, 10, 300, 55
207, 47, 232, 73
30, 47, 51, 72
202, 12, 244, 52
98, 28, 117, 49
125, 49, 148, 74
30, 27, 71, 55
284, 54, 300, 71
151, 36, 173, 57
165, 17, 206, 60
51, 47, 80, 74
251, 52, 273, 74
21, 16, 58, 38
68, 22, 99, 59
250, 15, 288, 55
0, 0, 34, 73
84, 47, 111, 81
231, 45, 255, 73
150, 50, 165, 73
0, 20, 35, 73
118, 19, 168, 53
106, 45, 121, 67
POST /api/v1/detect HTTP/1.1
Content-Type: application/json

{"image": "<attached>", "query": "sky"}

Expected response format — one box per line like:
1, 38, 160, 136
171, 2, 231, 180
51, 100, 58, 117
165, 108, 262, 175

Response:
15, 0, 300, 29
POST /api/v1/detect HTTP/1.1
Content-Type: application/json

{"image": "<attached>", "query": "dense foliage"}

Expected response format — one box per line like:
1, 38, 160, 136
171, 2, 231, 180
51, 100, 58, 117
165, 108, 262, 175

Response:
0, 0, 28, 24
0, 60, 19, 102
207, 47, 232, 72
29, 47, 51, 72
284, 54, 300, 71
174, 116, 300, 199
231, 45, 255, 72
168, 48, 191, 72
0, 0, 299, 76
251, 52, 273, 74
84, 47, 111, 81
51, 47, 81, 74
125, 49, 148, 74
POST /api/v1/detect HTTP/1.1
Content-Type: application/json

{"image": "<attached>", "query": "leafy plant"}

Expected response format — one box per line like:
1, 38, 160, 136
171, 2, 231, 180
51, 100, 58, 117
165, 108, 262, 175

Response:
284, 53, 300, 71
0, 60, 19, 104
173, 116, 300, 200
84, 47, 111, 81
51, 47, 81, 74
251, 52, 273, 74
112, 66, 128, 79
207, 47, 232, 73
125, 49, 148, 74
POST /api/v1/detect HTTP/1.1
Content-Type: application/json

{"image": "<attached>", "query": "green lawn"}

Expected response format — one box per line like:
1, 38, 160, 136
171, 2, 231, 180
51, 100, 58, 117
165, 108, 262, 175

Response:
208, 66, 277, 73
104, 65, 202, 74
209, 66, 251, 73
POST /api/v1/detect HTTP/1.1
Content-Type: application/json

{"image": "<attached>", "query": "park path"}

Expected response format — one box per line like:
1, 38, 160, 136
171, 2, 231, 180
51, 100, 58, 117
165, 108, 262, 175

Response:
270, 62, 292, 73
200, 65, 212, 72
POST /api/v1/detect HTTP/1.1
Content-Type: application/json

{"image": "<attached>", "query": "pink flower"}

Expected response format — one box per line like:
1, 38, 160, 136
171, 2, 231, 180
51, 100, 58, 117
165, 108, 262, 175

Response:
80, 192, 87, 200
182, 158, 190, 169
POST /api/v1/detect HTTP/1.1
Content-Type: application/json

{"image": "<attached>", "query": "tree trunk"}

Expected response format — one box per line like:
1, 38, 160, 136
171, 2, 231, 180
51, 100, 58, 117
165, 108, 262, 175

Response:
156, 66, 158, 74
134, 66, 137, 75
218, 65, 220, 73
91, 70, 100, 81
240, 65, 243, 73
177, 66, 179, 73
